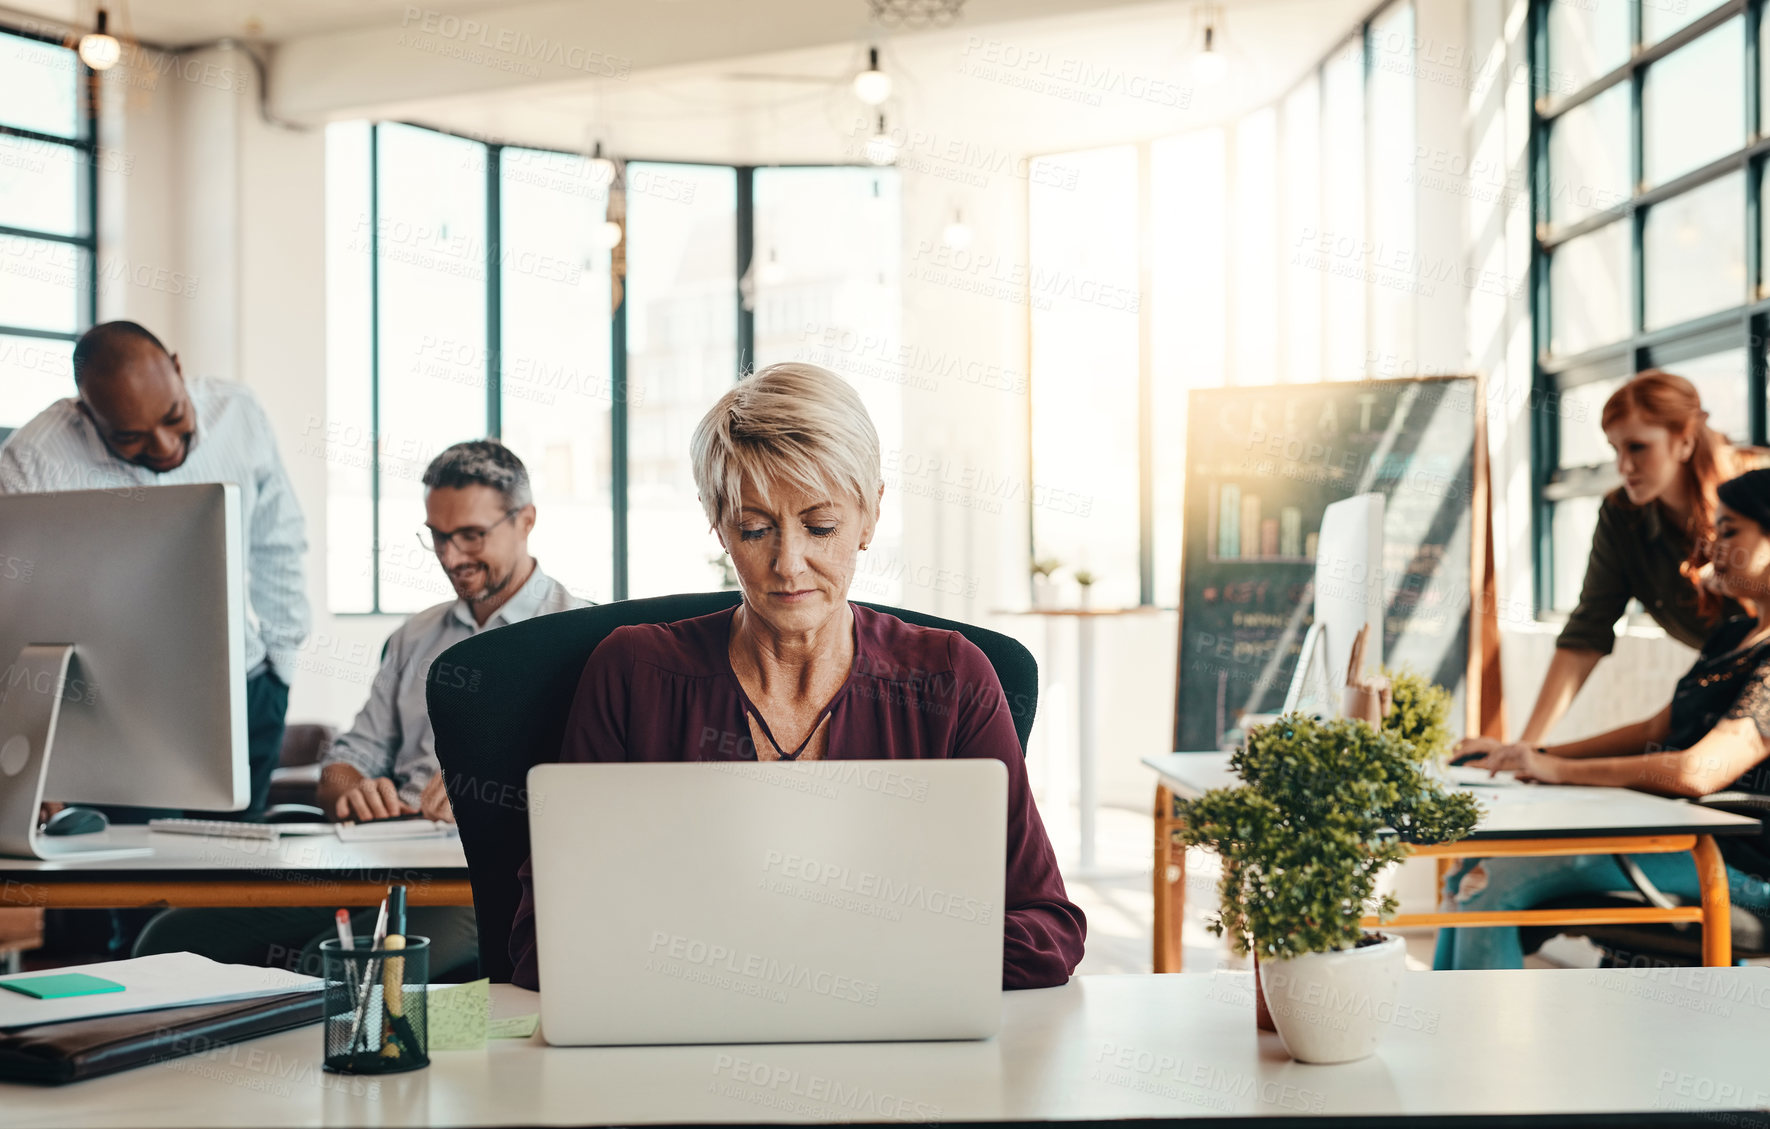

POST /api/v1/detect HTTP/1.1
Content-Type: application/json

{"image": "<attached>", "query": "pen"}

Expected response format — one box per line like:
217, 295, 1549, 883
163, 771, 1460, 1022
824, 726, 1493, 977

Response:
334, 908, 357, 1001
345, 899, 388, 1056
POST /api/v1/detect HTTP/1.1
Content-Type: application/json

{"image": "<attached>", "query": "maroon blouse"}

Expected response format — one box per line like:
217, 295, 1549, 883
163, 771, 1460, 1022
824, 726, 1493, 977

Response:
507, 603, 1086, 990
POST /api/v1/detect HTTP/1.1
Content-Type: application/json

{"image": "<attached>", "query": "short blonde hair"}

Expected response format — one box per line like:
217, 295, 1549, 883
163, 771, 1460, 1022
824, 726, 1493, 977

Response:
690, 363, 882, 529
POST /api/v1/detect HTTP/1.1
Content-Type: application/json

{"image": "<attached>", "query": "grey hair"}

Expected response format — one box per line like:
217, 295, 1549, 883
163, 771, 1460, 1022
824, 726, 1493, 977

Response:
690, 363, 882, 528
422, 439, 533, 509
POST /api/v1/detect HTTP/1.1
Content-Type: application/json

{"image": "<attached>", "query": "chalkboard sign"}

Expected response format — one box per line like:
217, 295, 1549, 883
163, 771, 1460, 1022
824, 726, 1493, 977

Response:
1173, 376, 1483, 751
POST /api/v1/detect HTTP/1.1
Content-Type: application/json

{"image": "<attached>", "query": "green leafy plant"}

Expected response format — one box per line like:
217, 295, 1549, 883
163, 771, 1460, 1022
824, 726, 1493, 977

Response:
1176, 714, 1480, 962
1073, 569, 1097, 588
1031, 558, 1062, 579
1383, 666, 1455, 764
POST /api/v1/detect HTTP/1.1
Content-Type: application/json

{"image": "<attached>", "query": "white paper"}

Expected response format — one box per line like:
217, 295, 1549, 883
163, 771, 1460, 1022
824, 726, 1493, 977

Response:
335, 820, 457, 842
0, 952, 320, 1030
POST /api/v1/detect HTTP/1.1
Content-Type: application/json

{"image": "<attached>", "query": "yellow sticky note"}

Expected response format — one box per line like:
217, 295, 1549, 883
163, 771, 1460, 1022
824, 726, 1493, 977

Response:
488, 1013, 539, 1039
425, 978, 490, 1051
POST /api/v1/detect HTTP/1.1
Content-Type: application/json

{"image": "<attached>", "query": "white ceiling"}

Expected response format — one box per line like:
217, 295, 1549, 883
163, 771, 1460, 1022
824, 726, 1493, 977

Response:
368, 0, 1369, 163
2, 0, 1371, 163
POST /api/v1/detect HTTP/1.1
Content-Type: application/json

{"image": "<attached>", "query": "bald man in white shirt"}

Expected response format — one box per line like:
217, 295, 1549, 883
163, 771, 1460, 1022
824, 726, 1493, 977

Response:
0, 321, 308, 817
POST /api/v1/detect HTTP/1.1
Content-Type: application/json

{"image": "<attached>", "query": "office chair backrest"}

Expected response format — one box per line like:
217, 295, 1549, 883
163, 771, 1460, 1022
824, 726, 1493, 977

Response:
427, 591, 1039, 982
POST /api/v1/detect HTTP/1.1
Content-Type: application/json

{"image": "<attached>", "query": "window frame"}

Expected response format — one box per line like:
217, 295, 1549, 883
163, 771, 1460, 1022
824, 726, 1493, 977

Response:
346, 120, 882, 612
0, 21, 99, 355
1529, 0, 1770, 617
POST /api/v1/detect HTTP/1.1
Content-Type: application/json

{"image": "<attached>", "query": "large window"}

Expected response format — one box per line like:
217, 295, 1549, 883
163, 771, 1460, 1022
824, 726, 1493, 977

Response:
1532, 0, 1769, 613
0, 26, 95, 431
325, 125, 900, 612
1028, 2, 1418, 607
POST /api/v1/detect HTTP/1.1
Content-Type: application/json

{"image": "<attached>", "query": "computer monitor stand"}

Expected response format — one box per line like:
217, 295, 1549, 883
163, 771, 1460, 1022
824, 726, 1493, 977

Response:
0, 645, 150, 860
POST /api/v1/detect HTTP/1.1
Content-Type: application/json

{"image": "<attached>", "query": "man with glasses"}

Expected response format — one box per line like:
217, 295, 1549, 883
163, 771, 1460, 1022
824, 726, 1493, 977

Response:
135, 439, 583, 980
318, 439, 586, 824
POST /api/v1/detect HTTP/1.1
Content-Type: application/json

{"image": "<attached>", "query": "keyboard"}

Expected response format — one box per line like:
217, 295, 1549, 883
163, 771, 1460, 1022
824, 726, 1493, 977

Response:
147, 818, 282, 841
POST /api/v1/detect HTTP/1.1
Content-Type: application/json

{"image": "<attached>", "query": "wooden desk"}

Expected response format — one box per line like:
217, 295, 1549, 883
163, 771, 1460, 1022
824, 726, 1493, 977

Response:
1145, 752, 1763, 971
0, 827, 472, 909
6, 972, 1770, 1125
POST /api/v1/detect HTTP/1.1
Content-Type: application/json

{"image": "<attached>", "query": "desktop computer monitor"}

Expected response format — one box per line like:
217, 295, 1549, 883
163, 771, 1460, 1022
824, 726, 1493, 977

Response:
0, 484, 247, 858
1285, 492, 1385, 715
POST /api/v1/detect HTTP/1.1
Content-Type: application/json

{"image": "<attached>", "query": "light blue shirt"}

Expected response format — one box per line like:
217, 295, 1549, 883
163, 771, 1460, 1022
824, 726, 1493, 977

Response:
323, 562, 585, 806
0, 378, 309, 683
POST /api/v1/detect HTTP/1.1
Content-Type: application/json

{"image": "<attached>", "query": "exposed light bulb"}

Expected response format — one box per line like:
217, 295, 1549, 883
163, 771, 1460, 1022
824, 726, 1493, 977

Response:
942, 212, 973, 250
853, 46, 892, 106
79, 9, 120, 70
593, 219, 624, 251
865, 114, 898, 167
1192, 25, 1227, 86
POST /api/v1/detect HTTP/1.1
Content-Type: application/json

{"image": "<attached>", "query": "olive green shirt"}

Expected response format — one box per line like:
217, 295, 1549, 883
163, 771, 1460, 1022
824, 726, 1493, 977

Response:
1557, 492, 1741, 655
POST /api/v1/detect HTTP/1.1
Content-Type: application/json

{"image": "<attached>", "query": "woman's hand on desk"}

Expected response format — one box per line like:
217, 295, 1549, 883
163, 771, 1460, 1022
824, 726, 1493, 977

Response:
1452, 737, 1541, 776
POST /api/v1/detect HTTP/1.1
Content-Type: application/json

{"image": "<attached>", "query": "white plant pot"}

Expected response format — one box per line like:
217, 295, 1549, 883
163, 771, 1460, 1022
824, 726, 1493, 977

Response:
1031, 576, 1058, 610
1258, 933, 1406, 1064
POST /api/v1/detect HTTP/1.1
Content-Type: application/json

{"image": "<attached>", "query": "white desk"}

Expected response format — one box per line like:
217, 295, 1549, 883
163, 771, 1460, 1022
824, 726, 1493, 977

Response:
6, 972, 1770, 1124
1145, 751, 1763, 971
0, 828, 471, 908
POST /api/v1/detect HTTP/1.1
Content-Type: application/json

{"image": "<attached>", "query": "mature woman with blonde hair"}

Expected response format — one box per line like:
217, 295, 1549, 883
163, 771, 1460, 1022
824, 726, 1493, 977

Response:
507, 362, 1086, 990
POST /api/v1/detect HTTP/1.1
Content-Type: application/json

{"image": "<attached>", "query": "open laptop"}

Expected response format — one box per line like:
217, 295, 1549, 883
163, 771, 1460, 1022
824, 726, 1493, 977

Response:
527, 759, 1008, 1046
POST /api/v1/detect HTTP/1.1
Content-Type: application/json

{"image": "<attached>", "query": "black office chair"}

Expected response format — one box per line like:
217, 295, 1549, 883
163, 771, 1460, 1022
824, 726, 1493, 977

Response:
1521, 792, 1770, 966
427, 591, 1039, 982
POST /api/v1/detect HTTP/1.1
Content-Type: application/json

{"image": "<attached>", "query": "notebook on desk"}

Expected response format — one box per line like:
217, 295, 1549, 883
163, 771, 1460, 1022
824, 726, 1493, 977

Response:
527, 760, 1008, 1047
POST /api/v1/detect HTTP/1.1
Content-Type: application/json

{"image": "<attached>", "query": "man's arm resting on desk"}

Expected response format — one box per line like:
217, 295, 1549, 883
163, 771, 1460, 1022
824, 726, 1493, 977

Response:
318, 763, 416, 821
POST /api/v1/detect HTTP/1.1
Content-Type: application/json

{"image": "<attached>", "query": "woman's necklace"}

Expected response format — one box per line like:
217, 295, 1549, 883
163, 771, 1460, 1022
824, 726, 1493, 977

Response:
746, 708, 829, 761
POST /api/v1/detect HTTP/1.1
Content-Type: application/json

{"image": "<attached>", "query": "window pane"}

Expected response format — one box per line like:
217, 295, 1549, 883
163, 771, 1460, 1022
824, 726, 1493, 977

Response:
1152, 129, 1227, 608
1548, 221, 1630, 356
0, 31, 80, 140
753, 167, 904, 606
1558, 376, 1626, 468
324, 122, 374, 613
0, 333, 72, 429
1029, 145, 1140, 609
625, 163, 737, 599
374, 124, 489, 613
1761, 161, 1770, 301
1644, 171, 1745, 331
1552, 495, 1604, 612
1321, 37, 1365, 379
1547, 83, 1629, 228
1546, 0, 1629, 98
0, 233, 82, 333
1643, 0, 1728, 46
1368, 1, 1415, 366
1280, 79, 1320, 386
1232, 108, 1277, 385
498, 147, 615, 605
0, 134, 82, 237
1664, 348, 1749, 445
1643, 17, 1744, 188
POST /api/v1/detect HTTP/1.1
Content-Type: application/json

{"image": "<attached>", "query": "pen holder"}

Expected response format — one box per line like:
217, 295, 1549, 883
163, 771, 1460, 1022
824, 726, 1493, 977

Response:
319, 936, 430, 1074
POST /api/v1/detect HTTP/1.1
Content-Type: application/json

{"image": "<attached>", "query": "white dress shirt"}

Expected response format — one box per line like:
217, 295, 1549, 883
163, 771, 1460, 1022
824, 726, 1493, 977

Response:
323, 562, 585, 806
0, 378, 310, 683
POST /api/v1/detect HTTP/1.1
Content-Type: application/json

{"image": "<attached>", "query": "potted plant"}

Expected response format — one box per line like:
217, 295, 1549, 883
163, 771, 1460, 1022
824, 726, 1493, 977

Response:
1030, 558, 1061, 609
1072, 569, 1097, 609
1383, 665, 1455, 766
1176, 713, 1479, 1064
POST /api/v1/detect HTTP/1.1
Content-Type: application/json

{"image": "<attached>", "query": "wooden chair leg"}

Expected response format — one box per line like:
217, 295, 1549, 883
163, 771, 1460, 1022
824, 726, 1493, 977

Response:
1693, 835, 1733, 967
1153, 784, 1184, 973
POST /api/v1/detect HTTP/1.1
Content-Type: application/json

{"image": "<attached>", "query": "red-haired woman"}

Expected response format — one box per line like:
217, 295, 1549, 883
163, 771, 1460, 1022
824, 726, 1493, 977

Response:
1457, 371, 1740, 761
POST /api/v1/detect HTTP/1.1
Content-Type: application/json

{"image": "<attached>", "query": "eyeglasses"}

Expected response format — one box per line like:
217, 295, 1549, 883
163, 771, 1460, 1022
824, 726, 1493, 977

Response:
418, 509, 519, 554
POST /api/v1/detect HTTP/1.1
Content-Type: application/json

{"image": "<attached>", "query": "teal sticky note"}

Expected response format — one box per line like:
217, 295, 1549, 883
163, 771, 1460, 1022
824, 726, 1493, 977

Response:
0, 973, 126, 1000
426, 978, 489, 1050
487, 1013, 539, 1040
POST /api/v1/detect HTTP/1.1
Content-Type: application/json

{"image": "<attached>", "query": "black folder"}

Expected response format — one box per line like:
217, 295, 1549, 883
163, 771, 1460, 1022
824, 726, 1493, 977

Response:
0, 990, 322, 1084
